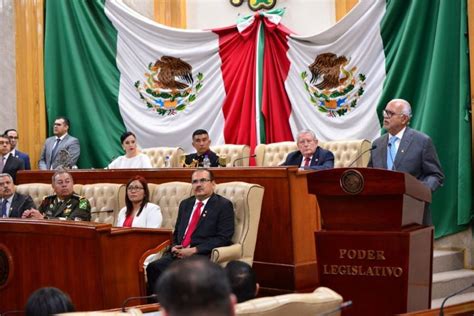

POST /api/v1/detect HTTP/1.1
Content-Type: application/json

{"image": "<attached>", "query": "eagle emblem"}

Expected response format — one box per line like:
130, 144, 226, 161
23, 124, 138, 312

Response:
135, 56, 204, 116
301, 53, 366, 118
230, 0, 277, 11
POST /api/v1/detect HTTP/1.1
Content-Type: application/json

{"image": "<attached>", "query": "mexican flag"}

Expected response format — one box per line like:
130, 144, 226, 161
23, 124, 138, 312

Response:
44, 0, 471, 238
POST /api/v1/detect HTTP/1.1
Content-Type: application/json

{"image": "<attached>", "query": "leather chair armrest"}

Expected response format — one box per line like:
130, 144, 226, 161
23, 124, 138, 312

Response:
211, 243, 242, 264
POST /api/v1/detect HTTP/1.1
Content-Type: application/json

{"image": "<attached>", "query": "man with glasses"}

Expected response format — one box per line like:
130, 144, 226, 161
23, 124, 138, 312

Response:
368, 99, 444, 224
282, 129, 334, 170
21, 170, 91, 221
4, 129, 31, 170
0, 173, 35, 218
146, 168, 235, 297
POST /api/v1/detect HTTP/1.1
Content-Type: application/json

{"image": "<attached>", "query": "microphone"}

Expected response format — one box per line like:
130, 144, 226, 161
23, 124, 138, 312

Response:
232, 154, 257, 167
347, 145, 377, 168
121, 294, 157, 312
317, 300, 352, 316
439, 283, 474, 316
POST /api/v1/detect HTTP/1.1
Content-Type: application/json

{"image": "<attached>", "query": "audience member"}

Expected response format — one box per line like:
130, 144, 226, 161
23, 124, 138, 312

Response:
184, 129, 220, 167
38, 116, 80, 170
22, 170, 91, 221
25, 287, 75, 316
4, 128, 31, 170
146, 168, 234, 295
108, 131, 153, 169
0, 134, 24, 183
116, 175, 162, 227
368, 98, 444, 224
225, 260, 259, 303
282, 129, 334, 170
156, 257, 236, 316
0, 173, 35, 218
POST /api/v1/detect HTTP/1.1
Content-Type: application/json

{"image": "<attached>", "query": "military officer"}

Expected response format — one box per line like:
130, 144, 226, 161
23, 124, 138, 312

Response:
22, 170, 91, 221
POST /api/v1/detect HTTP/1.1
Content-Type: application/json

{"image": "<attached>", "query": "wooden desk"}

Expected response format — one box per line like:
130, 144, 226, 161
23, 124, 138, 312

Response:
17, 167, 320, 295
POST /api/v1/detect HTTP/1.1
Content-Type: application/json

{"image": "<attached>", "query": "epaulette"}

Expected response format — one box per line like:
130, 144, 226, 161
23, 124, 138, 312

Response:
42, 194, 56, 201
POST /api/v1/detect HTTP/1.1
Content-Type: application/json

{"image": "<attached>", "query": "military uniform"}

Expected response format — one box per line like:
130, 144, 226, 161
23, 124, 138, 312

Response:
38, 193, 91, 221
184, 150, 221, 167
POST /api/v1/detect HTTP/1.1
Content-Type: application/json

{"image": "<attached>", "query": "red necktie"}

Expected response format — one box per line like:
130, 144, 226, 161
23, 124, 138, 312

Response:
304, 157, 311, 167
182, 201, 204, 247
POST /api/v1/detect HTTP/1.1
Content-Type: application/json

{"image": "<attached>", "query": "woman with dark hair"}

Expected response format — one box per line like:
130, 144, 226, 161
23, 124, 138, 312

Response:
116, 176, 162, 228
108, 131, 153, 169
25, 287, 75, 316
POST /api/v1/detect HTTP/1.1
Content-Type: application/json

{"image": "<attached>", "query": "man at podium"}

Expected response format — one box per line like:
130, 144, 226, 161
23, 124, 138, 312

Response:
368, 99, 444, 224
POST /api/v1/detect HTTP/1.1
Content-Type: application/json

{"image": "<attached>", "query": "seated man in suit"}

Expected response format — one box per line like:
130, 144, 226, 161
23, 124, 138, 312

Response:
38, 116, 81, 170
184, 129, 221, 167
4, 129, 31, 170
22, 170, 91, 221
156, 257, 236, 316
0, 134, 24, 183
368, 99, 444, 224
0, 173, 35, 218
147, 168, 235, 296
282, 129, 334, 170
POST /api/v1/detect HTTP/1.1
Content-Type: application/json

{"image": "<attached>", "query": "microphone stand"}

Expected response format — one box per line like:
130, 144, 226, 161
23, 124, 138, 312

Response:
121, 294, 158, 312
232, 154, 257, 167
439, 283, 474, 316
347, 145, 377, 168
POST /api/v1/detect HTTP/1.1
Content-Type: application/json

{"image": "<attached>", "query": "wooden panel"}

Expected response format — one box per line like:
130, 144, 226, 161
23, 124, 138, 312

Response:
14, 0, 46, 170
154, 0, 186, 28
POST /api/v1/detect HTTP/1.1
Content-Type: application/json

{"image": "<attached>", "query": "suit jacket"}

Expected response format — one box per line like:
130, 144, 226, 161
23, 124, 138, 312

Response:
8, 192, 36, 218
13, 149, 31, 170
282, 147, 335, 170
3, 155, 24, 184
173, 194, 234, 255
38, 134, 81, 170
185, 150, 220, 167
368, 127, 444, 191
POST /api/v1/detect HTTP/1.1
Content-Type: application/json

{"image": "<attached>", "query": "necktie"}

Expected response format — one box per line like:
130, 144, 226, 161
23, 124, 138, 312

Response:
1, 199, 8, 218
387, 136, 398, 170
304, 157, 311, 167
0, 156, 4, 173
50, 138, 61, 167
182, 201, 204, 247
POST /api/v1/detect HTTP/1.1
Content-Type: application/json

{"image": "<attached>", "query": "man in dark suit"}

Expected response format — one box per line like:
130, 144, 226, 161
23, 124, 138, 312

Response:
146, 168, 235, 296
4, 129, 31, 170
38, 116, 81, 170
282, 129, 334, 170
368, 99, 444, 224
0, 173, 35, 218
0, 134, 24, 183
184, 129, 221, 167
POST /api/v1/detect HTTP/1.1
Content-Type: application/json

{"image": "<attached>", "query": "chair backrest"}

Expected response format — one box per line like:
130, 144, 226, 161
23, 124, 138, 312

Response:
255, 142, 297, 166
149, 182, 193, 229
80, 183, 122, 225
211, 144, 251, 167
16, 183, 53, 208
235, 287, 343, 316
214, 182, 264, 265
319, 139, 372, 167
141, 147, 185, 168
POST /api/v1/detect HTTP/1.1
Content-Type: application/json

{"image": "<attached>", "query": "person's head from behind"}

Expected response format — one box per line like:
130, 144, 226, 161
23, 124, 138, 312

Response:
125, 175, 150, 217
192, 129, 211, 155
225, 260, 259, 303
25, 287, 75, 316
156, 257, 236, 316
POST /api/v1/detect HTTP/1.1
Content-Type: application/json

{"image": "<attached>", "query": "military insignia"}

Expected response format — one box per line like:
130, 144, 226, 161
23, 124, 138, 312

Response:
301, 53, 366, 118
64, 208, 72, 216
79, 199, 88, 210
340, 169, 364, 195
135, 56, 203, 116
230, 0, 277, 11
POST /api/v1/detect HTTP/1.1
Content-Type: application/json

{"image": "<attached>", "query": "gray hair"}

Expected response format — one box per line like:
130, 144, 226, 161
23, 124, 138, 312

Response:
0, 173, 13, 182
51, 169, 73, 184
390, 99, 412, 118
297, 129, 317, 142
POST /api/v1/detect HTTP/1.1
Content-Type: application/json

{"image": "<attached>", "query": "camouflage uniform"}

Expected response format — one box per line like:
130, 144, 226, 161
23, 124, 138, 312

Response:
38, 193, 91, 221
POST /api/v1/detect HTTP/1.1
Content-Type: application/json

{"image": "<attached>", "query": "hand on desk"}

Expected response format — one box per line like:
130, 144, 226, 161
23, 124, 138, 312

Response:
22, 209, 44, 219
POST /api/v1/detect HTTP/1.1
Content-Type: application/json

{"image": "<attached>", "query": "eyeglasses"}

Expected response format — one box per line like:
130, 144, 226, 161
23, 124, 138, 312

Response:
383, 110, 405, 118
8, 136, 18, 140
127, 186, 144, 191
191, 178, 211, 185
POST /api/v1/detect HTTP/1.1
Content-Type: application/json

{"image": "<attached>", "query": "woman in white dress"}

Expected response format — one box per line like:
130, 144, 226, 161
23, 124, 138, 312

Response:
116, 176, 162, 228
108, 131, 153, 169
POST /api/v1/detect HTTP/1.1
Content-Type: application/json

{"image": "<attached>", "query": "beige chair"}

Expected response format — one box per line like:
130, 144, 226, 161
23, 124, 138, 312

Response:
255, 141, 297, 166
319, 139, 372, 167
235, 287, 343, 316
150, 182, 193, 229
81, 183, 122, 225
211, 144, 251, 167
141, 147, 185, 168
212, 182, 264, 266
16, 183, 53, 208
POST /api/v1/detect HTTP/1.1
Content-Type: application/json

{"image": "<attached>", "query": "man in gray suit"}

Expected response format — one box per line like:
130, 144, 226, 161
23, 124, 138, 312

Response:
368, 99, 444, 224
38, 117, 81, 170
0, 173, 35, 218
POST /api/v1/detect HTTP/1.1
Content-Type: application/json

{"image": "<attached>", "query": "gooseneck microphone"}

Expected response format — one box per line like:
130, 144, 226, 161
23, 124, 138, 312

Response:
232, 154, 257, 167
347, 145, 377, 168
121, 294, 157, 312
439, 283, 474, 316
317, 300, 353, 316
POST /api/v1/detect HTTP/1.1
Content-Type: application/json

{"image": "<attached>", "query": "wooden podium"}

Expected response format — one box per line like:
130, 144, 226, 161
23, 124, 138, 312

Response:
309, 168, 434, 316
0, 219, 172, 313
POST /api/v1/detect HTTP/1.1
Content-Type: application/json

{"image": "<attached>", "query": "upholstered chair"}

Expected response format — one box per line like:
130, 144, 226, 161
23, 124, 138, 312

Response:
141, 147, 185, 168
255, 142, 297, 166
211, 144, 251, 167
80, 183, 122, 225
16, 183, 54, 208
